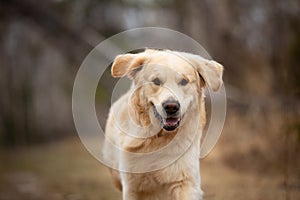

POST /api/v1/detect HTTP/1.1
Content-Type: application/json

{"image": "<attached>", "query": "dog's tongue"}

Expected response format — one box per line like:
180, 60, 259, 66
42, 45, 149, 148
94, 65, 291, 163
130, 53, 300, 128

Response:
163, 117, 180, 127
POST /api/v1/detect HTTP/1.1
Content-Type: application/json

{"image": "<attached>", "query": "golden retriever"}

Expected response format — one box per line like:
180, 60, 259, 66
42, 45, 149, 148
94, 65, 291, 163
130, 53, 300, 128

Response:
103, 49, 223, 200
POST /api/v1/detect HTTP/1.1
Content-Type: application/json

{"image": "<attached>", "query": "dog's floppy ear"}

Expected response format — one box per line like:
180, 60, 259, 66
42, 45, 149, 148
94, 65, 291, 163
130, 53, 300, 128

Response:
111, 52, 148, 79
177, 52, 223, 91
196, 58, 223, 92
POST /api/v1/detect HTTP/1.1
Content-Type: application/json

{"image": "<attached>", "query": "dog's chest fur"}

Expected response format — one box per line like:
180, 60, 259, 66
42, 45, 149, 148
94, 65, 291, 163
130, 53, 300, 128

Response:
122, 135, 201, 193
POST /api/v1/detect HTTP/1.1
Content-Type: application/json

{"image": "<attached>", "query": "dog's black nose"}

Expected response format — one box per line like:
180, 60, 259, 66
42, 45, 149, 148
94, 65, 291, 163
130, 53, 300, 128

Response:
163, 101, 180, 116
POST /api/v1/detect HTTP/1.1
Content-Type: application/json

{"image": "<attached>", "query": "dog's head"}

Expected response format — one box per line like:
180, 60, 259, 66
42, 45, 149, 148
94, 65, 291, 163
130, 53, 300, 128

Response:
111, 49, 223, 132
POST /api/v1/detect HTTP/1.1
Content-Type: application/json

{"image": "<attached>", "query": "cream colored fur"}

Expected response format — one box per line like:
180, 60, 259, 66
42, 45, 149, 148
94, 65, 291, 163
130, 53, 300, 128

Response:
103, 49, 223, 200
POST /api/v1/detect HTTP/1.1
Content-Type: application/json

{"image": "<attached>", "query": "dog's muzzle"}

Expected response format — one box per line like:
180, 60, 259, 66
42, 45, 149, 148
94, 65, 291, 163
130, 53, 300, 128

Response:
153, 100, 182, 131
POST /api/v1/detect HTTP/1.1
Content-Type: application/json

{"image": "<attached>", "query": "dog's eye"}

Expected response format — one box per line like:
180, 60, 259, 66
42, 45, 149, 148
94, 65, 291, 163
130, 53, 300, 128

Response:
152, 78, 161, 86
179, 78, 188, 86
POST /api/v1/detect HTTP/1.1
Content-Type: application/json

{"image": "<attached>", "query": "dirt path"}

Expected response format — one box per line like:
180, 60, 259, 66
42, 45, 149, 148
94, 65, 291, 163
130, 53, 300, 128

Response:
0, 138, 298, 200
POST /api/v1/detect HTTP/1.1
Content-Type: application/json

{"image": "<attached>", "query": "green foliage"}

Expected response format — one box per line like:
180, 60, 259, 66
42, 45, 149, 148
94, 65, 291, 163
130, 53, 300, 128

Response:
95, 86, 109, 103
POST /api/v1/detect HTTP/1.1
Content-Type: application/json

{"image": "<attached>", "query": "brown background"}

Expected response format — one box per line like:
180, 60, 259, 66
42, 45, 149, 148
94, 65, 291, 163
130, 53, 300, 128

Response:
0, 0, 299, 199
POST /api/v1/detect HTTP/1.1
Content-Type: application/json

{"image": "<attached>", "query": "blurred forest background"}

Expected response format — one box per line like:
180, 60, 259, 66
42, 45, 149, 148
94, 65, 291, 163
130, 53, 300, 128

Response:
0, 0, 299, 199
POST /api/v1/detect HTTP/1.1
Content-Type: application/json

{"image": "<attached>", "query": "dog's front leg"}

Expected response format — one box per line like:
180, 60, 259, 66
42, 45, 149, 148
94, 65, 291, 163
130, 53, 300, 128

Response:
122, 189, 139, 200
121, 174, 139, 200
169, 182, 203, 200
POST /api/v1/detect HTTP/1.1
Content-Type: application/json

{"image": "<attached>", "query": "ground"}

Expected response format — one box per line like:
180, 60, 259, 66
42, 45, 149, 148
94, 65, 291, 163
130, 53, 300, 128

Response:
0, 137, 298, 200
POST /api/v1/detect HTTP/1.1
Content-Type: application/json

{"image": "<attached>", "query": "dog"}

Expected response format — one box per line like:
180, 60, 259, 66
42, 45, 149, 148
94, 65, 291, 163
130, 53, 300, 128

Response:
103, 49, 223, 200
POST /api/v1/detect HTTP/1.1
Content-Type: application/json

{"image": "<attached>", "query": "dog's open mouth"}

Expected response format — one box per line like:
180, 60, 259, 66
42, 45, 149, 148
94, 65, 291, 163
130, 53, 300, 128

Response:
162, 117, 181, 131
153, 106, 181, 131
